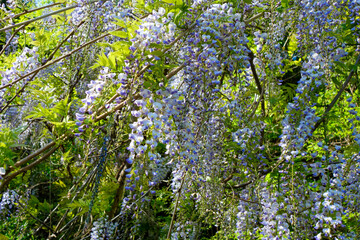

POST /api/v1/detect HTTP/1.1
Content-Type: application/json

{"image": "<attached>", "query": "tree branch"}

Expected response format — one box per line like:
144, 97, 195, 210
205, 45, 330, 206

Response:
17, 200, 54, 232
7, 141, 56, 172
167, 171, 187, 239
247, 46, 265, 114
0, 5, 79, 32
0, 26, 116, 91
0, 145, 60, 190
2, 2, 63, 22
312, 54, 360, 133
0, 24, 28, 57
0, 20, 85, 114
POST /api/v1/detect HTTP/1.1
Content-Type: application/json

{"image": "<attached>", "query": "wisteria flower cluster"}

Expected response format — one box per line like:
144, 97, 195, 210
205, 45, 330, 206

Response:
0, 0, 360, 239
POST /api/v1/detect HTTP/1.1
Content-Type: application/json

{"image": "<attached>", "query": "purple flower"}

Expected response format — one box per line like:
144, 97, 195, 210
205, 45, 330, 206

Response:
134, 100, 146, 108
131, 110, 141, 118
76, 113, 86, 122
140, 89, 151, 98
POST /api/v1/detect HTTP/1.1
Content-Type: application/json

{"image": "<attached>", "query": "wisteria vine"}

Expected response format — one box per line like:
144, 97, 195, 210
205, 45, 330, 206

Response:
0, 0, 359, 239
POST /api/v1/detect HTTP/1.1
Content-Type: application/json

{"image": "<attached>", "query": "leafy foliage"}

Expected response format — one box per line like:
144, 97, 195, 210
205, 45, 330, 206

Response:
0, 0, 360, 239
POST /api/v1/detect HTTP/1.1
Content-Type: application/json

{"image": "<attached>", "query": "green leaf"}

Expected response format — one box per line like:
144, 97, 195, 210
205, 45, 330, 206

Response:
109, 30, 128, 39
149, 43, 163, 49
150, 50, 163, 57
281, 0, 289, 8
108, 55, 116, 69
334, 68, 345, 75
287, 34, 298, 55
96, 42, 112, 48
0, 234, 8, 240
31, 41, 41, 46
52, 14, 65, 23
97, 52, 110, 67
29, 195, 40, 205
334, 61, 347, 70
113, 18, 127, 28
331, 77, 342, 88
110, 41, 131, 51
53, 96, 70, 117
163, 0, 183, 5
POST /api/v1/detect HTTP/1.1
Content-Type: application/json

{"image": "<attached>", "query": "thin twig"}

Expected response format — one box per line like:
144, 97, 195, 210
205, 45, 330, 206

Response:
2, 2, 63, 22
167, 171, 187, 239
244, 12, 265, 24
111, 185, 154, 221
35, 203, 60, 234
0, 20, 86, 114
312, 54, 360, 133
247, 45, 265, 117
0, 146, 59, 190
89, 16, 192, 115
1, 14, 195, 191
7, 141, 56, 171
17, 200, 54, 232
134, 22, 196, 79
94, 98, 128, 122
255, 55, 360, 183
0, 24, 28, 57
0, 73, 35, 114
0, 5, 79, 32
248, 82, 265, 120
47, 20, 86, 62
0, 26, 117, 91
